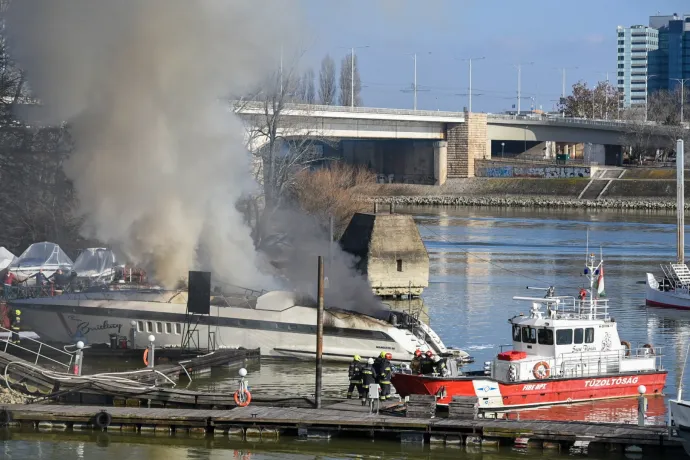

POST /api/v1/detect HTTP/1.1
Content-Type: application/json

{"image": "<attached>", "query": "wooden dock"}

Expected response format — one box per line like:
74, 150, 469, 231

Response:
0, 400, 682, 455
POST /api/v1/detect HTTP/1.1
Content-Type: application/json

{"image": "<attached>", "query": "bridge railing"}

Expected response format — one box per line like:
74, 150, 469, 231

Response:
232, 100, 467, 118
485, 113, 643, 129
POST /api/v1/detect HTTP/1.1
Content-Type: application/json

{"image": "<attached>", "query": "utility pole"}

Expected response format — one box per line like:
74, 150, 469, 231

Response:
348, 45, 369, 107
556, 66, 578, 117
460, 57, 485, 113
514, 62, 534, 115
402, 52, 431, 110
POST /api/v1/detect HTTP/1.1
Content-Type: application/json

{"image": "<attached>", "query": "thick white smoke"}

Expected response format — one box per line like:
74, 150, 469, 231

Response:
6, 0, 301, 287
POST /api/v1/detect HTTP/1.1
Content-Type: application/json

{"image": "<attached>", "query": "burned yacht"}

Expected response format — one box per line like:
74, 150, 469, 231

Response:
8, 288, 471, 364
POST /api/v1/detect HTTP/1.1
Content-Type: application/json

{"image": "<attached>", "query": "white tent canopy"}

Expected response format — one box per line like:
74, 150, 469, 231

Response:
73, 248, 116, 277
0, 246, 15, 271
9, 242, 73, 269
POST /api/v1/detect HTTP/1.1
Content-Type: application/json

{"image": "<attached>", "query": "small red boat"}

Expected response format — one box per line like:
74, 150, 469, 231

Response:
392, 252, 668, 409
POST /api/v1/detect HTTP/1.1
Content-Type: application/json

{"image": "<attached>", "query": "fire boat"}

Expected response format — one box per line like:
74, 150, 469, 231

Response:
392, 252, 667, 409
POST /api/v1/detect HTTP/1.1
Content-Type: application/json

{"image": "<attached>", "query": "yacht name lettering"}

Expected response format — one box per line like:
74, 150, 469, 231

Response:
584, 377, 639, 388
68, 316, 122, 335
522, 383, 547, 391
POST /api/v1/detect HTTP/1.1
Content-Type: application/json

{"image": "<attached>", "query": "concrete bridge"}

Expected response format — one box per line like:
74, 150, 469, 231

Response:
233, 101, 673, 183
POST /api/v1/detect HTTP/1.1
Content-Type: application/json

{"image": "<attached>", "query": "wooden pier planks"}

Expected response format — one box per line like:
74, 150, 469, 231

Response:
0, 401, 674, 447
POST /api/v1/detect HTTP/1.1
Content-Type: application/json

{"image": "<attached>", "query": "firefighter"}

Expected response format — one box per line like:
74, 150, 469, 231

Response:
360, 357, 378, 405
373, 351, 386, 378
410, 349, 423, 374
420, 350, 435, 374
347, 355, 363, 399
9, 308, 20, 344
433, 354, 448, 376
379, 352, 393, 401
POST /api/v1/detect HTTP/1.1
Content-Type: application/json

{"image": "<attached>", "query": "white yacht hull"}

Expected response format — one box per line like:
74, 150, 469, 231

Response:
645, 273, 690, 309
669, 400, 690, 457
10, 293, 440, 364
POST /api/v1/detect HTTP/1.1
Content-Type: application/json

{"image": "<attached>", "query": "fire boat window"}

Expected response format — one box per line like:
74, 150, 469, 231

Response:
175, 323, 182, 335
512, 325, 521, 342
522, 327, 536, 344
585, 327, 595, 343
556, 329, 573, 345
397, 259, 403, 272
146, 321, 153, 333
165, 323, 172, 334
156, 322, 163, 334
137, 321, 144, 332
537, 328, 554, 345
574, 328, 584, 344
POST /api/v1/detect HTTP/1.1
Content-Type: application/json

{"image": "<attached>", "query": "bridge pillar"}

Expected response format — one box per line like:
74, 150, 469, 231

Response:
446, 113, 488, 178
433, 141, 447, 186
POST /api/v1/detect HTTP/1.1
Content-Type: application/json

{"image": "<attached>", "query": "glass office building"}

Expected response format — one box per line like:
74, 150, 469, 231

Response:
648, 14, 690, 94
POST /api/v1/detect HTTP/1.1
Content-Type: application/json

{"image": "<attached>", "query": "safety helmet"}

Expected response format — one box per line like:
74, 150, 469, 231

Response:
379, 351, 386, 358
353, 355, 361, 361
414, 349, 422, 357
385, 352, 392, 360
367, 357, 374, 365
15, 310, 21, 316
425, 350, 433, 357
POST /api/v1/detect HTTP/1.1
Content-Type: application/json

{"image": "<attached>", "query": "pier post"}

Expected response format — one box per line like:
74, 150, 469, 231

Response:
73, 341, 84, 376
638, 385, 647, 426
148, 335, 155, 369
315, 256, 325, 409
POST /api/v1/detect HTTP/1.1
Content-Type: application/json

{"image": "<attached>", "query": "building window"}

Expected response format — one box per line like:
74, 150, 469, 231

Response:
617, 71, 624, 76
618, 64, 624, 68
618, 47, 624, 53
618, 39, 624, 45
618, 79, 624, 85
618, 56, 624, 61
396, 259, 403, 272
166, 323, 172, 334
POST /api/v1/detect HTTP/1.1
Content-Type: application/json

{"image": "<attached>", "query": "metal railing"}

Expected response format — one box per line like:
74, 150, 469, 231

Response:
0, 325, 73, 370
547, 296, 610, 321
486, 113, 643, 128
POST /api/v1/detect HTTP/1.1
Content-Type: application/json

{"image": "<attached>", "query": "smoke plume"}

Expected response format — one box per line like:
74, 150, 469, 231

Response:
5, 0, 301, 288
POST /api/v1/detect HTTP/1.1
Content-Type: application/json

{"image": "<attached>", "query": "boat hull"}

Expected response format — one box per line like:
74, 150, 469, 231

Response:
11, 298, 426, 364
391, 371, 667, 408
645, 273, 690, 309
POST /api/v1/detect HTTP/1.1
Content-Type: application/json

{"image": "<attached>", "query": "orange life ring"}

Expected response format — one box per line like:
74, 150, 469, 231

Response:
532, 361, 551, 379
643, 343, 655, 355
234, 389, 251, 407
621, 340, 631, 357
143, 348, 149, 367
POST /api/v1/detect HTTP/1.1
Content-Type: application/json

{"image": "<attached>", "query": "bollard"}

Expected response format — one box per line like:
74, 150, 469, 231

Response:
72, 341, 84, 376
129, 321, 137, 349
147, 335, 155, 369
638, 385, 647, 426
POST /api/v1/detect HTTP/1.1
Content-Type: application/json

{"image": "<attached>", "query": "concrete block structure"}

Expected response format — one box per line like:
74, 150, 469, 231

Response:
339, 209, 429, 297
447, 113, 488, 178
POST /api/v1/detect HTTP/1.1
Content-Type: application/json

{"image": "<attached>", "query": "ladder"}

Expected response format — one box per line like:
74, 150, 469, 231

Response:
671, 264, 690, 287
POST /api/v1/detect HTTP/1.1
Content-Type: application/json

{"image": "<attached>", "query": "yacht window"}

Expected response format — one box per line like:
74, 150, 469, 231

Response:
538, 328, 554, 345
156, 322, 163, 334
137, 321, 144, 332
585, 327, 595, 343
556, 329, 573, 345
146, 321, 153, 333
166, 323, 172, 334
512, 325, 521, 342
522, 327, 536, 344
574, 328, 584, 344
175, 323, 182, 335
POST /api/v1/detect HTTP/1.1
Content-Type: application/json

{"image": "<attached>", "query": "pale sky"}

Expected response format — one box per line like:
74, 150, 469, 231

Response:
292, 0, 689, 112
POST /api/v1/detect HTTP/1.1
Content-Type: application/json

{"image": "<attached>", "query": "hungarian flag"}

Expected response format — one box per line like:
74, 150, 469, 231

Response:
596, 265, 606, 298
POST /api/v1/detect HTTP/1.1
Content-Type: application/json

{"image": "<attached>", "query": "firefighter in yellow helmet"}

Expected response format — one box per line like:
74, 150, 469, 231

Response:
347, 355, 363, 399
9, 309, 21, 344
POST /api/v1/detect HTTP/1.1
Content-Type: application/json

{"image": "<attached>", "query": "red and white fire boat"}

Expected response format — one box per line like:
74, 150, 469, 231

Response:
392, 253, 667, 409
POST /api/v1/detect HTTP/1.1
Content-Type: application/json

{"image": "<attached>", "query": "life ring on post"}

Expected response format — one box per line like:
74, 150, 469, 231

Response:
643, 343, 655, 355
234, 389, 251, 407
94, 411, 112, 429
532, 361, 551, 379
621, 341, 631, 357
143, 348, 149, 367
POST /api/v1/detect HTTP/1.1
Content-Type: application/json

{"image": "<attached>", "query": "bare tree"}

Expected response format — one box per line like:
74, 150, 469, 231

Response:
303, 68, 315, 104
234, 65, 329, 248
339, 52, 362, 107
558, 80, 618, 119
318, 54, 336, 105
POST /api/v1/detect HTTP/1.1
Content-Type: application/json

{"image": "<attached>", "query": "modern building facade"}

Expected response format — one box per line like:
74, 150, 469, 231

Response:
648, 14, 690, 94
616, 25, 658, 108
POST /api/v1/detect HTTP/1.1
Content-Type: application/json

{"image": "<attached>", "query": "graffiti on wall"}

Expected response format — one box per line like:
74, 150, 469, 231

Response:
478, 166, 590, 178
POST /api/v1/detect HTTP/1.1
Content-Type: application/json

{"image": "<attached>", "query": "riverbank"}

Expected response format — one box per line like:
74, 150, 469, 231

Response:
362, 178, 683, 209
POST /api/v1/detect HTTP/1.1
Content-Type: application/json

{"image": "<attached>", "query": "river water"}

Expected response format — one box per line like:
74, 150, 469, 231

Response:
4, 206, 689, 459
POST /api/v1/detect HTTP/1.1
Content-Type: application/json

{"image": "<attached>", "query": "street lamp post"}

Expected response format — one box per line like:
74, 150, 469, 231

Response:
403, 52, 431, 110
556, 66, 578, 117
514, 62, 534, 115
501, 142, 505, 159
348, 45, 369, 107
671, 78, 690, 124
460, 57, 485, 113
